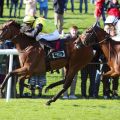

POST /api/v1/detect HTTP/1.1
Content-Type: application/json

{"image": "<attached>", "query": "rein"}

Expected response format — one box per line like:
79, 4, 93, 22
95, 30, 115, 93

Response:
91, 28, 110, 45
90, 26, 115, 62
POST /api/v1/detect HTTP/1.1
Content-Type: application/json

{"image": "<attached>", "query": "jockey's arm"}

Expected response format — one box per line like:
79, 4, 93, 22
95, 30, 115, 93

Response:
21, 23, 43, 38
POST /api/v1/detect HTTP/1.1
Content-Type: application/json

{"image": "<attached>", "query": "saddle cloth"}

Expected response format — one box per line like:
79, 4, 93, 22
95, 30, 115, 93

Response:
47, 39, 67, 60
45, 39, 68, 71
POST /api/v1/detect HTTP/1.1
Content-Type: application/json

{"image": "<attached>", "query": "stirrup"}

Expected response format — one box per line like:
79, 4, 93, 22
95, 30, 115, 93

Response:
47, 49, 55, 56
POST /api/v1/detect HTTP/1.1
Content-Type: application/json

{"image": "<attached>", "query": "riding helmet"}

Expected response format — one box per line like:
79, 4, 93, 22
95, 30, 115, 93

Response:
23, 16, 35, 23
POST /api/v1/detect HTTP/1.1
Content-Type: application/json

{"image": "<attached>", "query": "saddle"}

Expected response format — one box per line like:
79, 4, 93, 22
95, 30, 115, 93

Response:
39, 38, 67, 58
39, 38, 68, 72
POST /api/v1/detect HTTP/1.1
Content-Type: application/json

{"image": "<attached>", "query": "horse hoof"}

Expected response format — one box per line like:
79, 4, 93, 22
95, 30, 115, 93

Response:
46, 101, 51, 106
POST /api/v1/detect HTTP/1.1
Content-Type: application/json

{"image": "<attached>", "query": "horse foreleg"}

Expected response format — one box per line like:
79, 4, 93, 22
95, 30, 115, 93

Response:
103, 67, 114, 77
46, 88, 66, 106
0, 72, 15, 97
11, 66, 28, 76
45, 79, 65, 93
46, 69, 76, 106
110, 64, 120, 77
110, 72, 120, 77
17, 76, 26, 97
0, 72, 13, 91
0, 67, 28, 94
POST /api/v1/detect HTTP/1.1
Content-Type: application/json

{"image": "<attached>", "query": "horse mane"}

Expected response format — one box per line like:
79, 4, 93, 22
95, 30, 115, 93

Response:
2, 20, 21, 29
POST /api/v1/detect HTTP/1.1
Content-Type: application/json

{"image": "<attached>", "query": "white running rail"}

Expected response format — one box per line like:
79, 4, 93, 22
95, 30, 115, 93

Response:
0, 49, 18, 102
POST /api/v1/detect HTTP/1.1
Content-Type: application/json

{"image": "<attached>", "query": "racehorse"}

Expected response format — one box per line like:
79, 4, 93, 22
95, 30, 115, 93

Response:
0, 20, 93, 105
80, 23, 120, 78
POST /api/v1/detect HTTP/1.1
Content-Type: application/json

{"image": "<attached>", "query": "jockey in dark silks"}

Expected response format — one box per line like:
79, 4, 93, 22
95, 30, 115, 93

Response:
20, 16, 60, 48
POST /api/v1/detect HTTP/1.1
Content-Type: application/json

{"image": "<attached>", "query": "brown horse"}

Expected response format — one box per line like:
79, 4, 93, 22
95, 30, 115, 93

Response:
0, 20, 93, 105
81, 24, 120, 78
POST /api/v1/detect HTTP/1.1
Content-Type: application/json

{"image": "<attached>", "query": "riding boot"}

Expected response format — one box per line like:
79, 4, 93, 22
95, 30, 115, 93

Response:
39, 38, 54, 49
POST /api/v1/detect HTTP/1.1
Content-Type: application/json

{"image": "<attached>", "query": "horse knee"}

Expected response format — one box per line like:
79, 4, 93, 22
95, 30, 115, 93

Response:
63, 84, 70, 90
63, 79, 73, 90
111, 70, 120, 77
115, 70, 120, 75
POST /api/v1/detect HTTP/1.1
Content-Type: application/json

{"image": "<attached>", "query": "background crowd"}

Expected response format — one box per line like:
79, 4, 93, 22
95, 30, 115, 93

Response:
0, 0, 119, 99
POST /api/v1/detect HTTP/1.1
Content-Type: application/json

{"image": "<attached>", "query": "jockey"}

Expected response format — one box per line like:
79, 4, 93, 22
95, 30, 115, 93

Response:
104, 15, 120, 41
20, 16, 60, 43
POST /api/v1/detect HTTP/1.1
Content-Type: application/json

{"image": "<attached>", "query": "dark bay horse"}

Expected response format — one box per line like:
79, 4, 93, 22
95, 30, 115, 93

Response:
0, 20, 93, 105
80, 24, 120, 78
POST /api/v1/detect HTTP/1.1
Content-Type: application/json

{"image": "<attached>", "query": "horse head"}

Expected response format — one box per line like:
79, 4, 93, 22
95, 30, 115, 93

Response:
81, 24, 110, 46
0, 20, 21, 42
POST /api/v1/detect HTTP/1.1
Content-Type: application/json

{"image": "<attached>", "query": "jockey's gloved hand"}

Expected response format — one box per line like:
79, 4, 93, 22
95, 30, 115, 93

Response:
20, 24, 33, 33
34, 24, 43, 37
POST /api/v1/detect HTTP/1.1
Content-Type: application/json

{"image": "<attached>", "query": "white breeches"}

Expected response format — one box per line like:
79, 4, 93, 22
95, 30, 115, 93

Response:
112, 35, 120, 41
36, 30, 60, 41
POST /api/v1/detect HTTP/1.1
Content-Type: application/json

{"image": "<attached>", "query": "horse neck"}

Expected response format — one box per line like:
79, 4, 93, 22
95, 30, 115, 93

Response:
96, 28, 111, 61
12, 34, 34, 51
100, 41, 111, 61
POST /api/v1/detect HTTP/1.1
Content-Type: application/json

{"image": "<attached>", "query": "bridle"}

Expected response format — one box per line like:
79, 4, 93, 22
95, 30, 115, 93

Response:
0, 25, 20, 41
83, 26, 110, 46
0, 25, 13, 41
